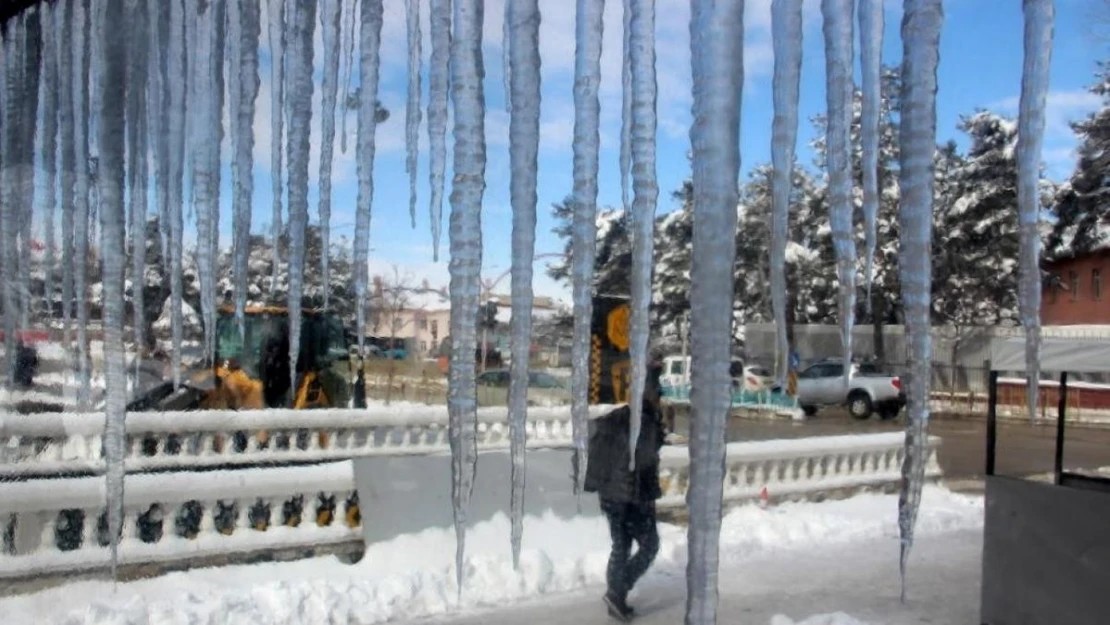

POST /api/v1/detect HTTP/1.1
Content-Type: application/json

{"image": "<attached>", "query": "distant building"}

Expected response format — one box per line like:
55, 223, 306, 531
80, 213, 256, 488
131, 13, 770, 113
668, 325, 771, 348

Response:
1042, 247, 1110, 325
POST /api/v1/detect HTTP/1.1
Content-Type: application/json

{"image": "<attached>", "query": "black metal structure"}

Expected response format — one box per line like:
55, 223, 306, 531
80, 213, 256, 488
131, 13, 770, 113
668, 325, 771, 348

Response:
981, 364, 1110, 625
0, 0, 45, 27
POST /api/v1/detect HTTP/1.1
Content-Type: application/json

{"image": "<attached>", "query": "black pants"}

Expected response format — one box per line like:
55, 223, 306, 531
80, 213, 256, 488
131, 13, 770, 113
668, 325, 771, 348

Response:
601, 498, 659, 601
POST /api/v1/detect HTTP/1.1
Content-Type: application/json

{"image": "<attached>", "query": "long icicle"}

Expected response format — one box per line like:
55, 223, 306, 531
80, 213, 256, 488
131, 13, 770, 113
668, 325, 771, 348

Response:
570, 0, 604, 498
507, 0, 542, 571
354, 0, 383, 362
17, 8, 41, 334
151, 0, 171, 277
1017, 0, 1054, 423
269, 0, 287, 297
769, 0, 803, 387
339, 0, 358, 154
97, 0, 128, 580
626, 0, 657, 470
821, 0, 856, 388
231, 0, 261, 332
286, 0, 316, 405
448, 0, 485, 596
58, 0, 76, 362
896, 0, 942, 602
427, 0, 450, 261
685, 1, 743, 621
189, 0, 220, 366
318, 0, 341, 309
127, 0, 150, 373
859, 0, 883, 308
405, 0, 422, 229
167, 0, 188, 389
41, 5, 59, 327
73, 0, 93, 407
619, 0, 632, 212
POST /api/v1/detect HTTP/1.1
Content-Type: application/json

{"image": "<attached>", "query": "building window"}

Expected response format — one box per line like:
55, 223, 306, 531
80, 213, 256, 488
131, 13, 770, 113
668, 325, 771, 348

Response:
1070, 270, 1080, 301
418, 318, 428, 330
420, 340, 428, 352
1094, 268, 1102, 301
1048, 282, 1057, 304
392, 317, 403, 331
431, 320, 438, 335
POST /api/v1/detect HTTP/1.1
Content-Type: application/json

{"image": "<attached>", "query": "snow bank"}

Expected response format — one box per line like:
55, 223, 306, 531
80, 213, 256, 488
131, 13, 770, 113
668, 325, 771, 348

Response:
0, 486, 983, 624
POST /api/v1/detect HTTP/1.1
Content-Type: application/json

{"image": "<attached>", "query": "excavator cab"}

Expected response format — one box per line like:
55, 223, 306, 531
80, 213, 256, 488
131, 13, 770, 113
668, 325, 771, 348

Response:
128, 306, 357, 412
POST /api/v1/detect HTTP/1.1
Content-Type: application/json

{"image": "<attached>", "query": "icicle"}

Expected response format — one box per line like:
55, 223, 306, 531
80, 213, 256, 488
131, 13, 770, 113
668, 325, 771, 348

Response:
506, 0, 541, 571
58, 0, 76, 358
859, 0, 882, 308
427, 0, 450, 261
209, 0, 225, 349
354, 0, 383, 360
189, 0, 221, 366
73, 0, 93, 406
286, 0, 316, 404
231, 0, 261, 332
502, 0, 510, 113
822, 0, 856, 387
96, 0, 128, 580
448, 0, 485, 595
150, 0, 171, 277
619, 0, 632, 212
269, 0, 287, 297
17, 14, 41, 334
626, 0, 657, 470
127, 0, 150, 371
339, 0, 358, 154
41, 8, 59, 325
770, 0, 803, 387
0, 14, 30, 383
896, 0, 942, 602
570, 0, 604, 498
1017, 0, 1054, 423
316, 0, 341, 311
685, 2, 744, 621
406, 0, 423, 229
167, 0, 188, 389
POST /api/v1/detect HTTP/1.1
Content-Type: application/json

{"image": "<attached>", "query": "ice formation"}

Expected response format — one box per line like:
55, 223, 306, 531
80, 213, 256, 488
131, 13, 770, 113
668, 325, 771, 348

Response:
570, 0, 605, 496
1016, 0, 1054, 422
896, 0, 943, 601
769, 0, 803, 386
685, 2, 744, 622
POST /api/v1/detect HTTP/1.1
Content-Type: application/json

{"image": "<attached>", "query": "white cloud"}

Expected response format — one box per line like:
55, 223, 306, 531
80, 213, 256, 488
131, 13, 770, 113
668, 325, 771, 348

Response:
992, 89, 1102, 178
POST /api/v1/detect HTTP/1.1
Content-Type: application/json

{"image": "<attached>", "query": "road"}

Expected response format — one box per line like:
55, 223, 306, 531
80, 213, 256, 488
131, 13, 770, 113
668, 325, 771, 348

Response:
672, 409, 1110, 483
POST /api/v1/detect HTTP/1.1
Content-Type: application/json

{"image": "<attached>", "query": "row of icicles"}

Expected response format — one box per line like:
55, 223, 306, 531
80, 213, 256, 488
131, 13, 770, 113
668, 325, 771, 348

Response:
0, 0, 1052, 622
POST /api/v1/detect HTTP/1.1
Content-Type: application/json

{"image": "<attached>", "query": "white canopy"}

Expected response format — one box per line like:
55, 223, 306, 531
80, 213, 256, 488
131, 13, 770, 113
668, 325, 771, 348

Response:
990, 337, 1110, 373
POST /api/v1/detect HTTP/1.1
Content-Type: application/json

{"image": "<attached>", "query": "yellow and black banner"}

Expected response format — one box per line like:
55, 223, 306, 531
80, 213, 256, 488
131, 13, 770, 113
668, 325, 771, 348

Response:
589, 295, 632, 405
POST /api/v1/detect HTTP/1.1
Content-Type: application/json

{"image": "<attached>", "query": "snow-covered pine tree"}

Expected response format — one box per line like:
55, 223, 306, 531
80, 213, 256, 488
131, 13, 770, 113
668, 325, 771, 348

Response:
1048, 62, 1110, 257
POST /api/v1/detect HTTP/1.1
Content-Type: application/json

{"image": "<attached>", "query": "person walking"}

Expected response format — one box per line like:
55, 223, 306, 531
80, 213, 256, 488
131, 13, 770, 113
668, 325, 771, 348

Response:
584, 362, 666, 621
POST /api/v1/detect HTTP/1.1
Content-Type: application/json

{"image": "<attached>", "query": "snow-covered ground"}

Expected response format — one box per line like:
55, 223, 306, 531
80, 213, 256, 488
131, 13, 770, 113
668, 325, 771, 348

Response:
1, 486, 984, 624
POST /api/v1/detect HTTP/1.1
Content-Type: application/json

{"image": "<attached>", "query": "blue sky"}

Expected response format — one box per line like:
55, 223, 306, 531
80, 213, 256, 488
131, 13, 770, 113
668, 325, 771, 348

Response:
212, 0, 1107, 303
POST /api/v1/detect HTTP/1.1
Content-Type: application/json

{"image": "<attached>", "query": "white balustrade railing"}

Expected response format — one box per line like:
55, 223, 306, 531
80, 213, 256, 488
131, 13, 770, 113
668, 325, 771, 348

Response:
656, 432, 942, 509
0, 433, 942, 580
0, 461, 359, 579
0, 405, 618, 477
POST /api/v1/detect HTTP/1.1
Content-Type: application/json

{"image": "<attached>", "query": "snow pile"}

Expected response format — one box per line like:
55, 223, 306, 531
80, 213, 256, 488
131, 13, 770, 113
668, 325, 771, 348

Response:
1, 486, 982, 624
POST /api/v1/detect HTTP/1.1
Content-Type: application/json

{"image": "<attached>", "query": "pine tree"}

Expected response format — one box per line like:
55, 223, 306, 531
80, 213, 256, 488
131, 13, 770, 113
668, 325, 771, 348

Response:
1049, 62, 1110, 256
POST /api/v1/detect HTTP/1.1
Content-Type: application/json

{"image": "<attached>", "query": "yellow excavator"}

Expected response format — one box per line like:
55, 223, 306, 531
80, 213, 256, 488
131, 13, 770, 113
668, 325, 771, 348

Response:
128, 305, 361, 412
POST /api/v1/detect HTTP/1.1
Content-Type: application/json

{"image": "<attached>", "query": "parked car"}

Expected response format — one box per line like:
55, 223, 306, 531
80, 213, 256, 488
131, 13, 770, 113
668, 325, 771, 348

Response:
662, 355, 766, 392
475, 369, 571, 407
795, 359, 905, 420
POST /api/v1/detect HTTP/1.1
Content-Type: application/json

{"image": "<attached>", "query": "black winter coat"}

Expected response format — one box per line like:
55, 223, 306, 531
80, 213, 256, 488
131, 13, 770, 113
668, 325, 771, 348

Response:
583, 400, 665, 503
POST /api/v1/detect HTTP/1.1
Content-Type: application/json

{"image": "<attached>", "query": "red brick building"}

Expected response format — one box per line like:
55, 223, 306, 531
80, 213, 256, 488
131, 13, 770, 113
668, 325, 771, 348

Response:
1042, 247, 1110, 325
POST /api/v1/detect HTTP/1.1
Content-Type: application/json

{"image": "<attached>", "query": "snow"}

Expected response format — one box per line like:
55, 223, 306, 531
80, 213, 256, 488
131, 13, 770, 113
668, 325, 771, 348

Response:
0, 486, 983, 624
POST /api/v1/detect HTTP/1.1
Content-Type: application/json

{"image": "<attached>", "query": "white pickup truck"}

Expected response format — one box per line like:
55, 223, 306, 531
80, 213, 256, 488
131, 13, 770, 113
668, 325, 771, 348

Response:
795, 359, 905, 420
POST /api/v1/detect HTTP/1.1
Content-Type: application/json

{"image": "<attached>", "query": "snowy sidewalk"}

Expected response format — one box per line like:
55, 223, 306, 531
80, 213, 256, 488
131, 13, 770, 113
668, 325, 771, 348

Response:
0, 487, 983, 624
411, 530, 982, 625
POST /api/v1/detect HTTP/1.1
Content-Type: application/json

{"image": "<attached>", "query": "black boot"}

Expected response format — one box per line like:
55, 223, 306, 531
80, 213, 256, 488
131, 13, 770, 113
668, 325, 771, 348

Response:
603, 590, 634, 622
